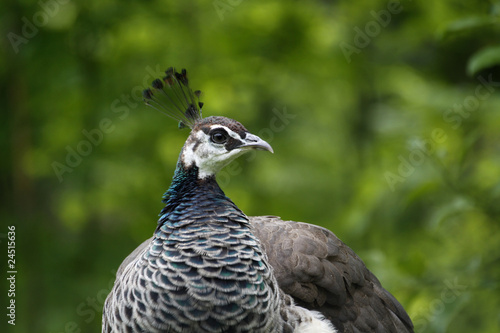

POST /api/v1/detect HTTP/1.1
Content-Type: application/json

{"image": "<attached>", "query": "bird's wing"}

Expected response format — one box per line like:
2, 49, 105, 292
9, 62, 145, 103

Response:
249, 215, 414, 333
114, 237, 152, 280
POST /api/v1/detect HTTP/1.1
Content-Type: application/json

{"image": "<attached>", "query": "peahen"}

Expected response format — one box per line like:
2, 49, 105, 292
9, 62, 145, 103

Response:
102, 68, 414, 333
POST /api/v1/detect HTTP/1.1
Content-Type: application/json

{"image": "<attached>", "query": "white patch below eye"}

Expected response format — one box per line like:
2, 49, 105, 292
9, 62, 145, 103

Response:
181, 126, 246, 179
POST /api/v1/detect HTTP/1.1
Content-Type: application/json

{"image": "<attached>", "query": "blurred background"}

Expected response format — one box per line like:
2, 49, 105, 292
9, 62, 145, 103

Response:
2, 0, 500, 332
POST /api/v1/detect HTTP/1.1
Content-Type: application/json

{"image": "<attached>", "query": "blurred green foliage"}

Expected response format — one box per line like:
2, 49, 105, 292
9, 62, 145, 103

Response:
2, 0, 500, 332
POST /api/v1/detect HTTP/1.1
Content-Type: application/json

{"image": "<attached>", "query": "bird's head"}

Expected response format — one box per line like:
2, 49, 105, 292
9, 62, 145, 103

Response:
181, 116, 273, 178
143, 68, 273, 179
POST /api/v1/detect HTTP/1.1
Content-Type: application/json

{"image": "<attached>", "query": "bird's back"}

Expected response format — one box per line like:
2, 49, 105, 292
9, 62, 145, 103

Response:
250, 216, 414, 333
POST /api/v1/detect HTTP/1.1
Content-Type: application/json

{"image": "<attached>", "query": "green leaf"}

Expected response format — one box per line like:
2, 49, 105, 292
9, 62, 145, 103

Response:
439, 16, 498, 40
467, 45, 500, 76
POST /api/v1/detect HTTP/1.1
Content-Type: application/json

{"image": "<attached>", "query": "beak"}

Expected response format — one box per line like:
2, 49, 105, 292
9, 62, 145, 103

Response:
239, 133, 274, 153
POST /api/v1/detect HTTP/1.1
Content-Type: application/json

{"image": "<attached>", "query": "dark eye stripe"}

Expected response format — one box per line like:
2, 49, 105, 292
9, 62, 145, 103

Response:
224, 137, 244, 151
201, 125, 246, 151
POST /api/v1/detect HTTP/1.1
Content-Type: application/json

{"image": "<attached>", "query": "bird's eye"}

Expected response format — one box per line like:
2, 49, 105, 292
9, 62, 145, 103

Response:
210, 130, 228, 144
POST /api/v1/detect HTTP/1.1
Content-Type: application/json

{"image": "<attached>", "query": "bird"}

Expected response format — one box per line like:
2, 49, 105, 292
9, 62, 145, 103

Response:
102, 68, 414, 333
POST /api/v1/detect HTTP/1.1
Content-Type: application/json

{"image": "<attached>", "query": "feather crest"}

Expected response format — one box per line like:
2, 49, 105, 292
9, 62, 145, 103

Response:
143, 67, 203, 128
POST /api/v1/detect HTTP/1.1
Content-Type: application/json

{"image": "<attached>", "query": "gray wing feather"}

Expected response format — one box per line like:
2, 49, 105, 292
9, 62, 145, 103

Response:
249, 215, 413, 333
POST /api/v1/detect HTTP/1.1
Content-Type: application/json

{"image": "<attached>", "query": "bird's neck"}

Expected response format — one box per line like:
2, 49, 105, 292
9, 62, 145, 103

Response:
156, 160, 242, 231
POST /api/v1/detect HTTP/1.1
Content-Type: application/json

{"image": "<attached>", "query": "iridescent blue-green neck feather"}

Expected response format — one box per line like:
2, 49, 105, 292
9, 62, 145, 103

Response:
160, 161, 203, 211
156, 159, 235, 232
